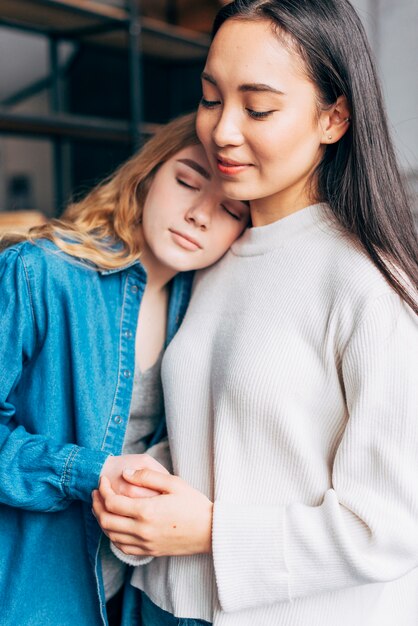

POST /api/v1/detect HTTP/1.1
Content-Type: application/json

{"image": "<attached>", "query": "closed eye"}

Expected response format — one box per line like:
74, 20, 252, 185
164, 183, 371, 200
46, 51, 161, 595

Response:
246, 109, 275, 120
222, 204, 241, 220
200, 97, 221, 108
176, 178, 199, 191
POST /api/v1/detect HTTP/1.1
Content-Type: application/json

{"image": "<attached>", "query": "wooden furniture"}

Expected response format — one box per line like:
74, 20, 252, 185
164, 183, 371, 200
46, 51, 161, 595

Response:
0, 210, 47, 233
0, 1, 211, 213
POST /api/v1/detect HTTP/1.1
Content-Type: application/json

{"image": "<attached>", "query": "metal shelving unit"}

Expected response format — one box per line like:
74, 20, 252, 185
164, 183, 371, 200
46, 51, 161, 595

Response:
0, 0, 211, 59
0, 0, 210, 212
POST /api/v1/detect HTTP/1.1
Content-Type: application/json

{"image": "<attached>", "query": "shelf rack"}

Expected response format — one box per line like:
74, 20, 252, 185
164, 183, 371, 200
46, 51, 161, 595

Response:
0, 0, 210, 212
0, 1, 211, 59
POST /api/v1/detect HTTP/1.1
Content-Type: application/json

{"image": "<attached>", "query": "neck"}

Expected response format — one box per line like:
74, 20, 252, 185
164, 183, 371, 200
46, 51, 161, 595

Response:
250, 176, 319, 227
139, 238, 177, 293
142, 253, 177, 293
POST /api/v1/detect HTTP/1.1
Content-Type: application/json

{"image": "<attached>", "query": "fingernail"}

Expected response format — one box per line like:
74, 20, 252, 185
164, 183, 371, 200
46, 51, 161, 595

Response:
123, 467, 135, 476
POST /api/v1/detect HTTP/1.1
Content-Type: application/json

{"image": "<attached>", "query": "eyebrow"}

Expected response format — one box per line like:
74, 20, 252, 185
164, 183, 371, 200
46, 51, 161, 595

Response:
201, 72, 285, 96
176, 158, 211, 180
239, 83, 285, 95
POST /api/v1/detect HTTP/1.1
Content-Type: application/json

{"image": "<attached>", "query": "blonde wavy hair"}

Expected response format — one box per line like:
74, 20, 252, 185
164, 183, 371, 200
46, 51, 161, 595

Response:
3, 112, 199, 270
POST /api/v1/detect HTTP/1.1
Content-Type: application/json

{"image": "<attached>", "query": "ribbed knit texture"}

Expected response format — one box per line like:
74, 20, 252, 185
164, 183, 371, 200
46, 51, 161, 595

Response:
131, 204, 418, 625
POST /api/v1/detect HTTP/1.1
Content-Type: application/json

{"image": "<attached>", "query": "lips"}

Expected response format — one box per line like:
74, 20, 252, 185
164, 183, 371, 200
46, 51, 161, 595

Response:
169, 229, 202, 251
216, 155, 252, 176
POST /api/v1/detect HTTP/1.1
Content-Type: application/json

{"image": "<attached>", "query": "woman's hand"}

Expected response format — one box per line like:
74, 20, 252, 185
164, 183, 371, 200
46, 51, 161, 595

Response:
100, 454, 169, 498
92, 470, 213, 557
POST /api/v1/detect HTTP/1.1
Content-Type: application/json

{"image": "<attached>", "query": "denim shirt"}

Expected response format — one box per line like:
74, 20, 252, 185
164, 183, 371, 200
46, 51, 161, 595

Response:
0, 240, 193, 626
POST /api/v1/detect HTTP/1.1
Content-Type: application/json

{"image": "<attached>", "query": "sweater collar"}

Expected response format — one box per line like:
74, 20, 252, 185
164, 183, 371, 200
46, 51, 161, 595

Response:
231, 203, 329, 257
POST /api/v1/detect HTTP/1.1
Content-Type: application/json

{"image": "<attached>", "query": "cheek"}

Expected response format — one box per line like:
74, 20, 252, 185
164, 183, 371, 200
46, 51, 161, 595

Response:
141, 195, 158, 234
196, 110, 213, 148
142, 191, 176, 234
242, 123, 284, 171
141, 207, 166, 252
256, 121, 320, 173
140, 220, 156, 251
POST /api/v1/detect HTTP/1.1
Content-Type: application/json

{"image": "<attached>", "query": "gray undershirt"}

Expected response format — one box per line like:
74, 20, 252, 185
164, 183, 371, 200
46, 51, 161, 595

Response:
100, 350, 164, 601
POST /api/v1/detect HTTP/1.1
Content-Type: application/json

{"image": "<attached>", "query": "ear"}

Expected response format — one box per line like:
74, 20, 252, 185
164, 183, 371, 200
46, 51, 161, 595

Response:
319, 95, 351, 145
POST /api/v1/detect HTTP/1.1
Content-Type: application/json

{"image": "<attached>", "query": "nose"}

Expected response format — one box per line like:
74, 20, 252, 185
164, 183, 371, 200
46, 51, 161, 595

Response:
212, 106, 244, 148
185, 197, 215, 231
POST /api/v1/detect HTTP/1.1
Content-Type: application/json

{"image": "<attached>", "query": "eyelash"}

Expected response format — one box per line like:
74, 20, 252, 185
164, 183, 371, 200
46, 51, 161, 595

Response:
176, 177, 198, 191
200, 97, 274, 120
222, 205, 240, 220
200, 97, 220, 109
246, 109, 274, 119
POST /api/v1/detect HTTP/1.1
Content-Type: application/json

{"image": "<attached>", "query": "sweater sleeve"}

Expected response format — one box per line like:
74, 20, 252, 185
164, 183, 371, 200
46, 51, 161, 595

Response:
212, 292, 418, 612
0, 249, 109, 511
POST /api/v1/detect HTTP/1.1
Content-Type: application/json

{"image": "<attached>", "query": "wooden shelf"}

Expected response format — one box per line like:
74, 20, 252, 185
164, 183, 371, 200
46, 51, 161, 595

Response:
0, 109, 160, 143
0, 0, 210, 59
0, 0, 127, 29
0, 1, 209, 213
0, 210, 47, 232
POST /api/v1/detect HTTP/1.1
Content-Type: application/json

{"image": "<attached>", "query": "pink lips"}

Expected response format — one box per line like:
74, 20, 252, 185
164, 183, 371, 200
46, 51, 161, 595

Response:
216, 155, 251, 176
169, 229, 202, 251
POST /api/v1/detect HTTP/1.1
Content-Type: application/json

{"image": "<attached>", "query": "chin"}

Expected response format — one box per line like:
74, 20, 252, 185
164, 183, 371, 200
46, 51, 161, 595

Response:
159, 255, 198, 273
220, 182, 255, 203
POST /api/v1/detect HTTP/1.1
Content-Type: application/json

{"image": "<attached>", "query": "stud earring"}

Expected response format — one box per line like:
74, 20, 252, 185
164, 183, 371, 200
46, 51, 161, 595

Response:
345, 117, 350, 123
328, 135, 332, 140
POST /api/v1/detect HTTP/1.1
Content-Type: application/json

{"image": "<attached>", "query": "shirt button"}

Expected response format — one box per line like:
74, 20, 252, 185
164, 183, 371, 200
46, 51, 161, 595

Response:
131, 285, 139, 294
124, 330, 133, 339
123, 369, 131, 378
114, 415, 122, 424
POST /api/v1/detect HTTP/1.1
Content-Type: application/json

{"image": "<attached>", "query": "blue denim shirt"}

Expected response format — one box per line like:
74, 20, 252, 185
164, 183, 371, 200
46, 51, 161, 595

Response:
0, 240, 193, 626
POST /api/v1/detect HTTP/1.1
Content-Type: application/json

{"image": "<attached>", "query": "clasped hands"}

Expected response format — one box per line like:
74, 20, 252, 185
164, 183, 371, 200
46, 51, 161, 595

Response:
92, 454, 213, 558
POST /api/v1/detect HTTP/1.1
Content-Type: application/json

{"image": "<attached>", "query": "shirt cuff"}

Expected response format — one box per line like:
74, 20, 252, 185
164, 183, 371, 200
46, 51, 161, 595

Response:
61, 445, 110, 503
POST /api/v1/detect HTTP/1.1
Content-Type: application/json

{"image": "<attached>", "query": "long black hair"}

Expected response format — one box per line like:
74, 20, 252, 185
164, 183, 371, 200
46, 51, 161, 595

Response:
213, 0, 418, 312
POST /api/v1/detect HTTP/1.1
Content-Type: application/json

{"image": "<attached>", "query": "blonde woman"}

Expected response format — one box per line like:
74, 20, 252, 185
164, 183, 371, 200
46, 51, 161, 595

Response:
0, 113, 249, 626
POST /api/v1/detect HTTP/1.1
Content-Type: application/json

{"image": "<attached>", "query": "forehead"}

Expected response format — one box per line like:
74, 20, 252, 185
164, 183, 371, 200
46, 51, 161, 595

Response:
170, 144, 208, 165
206, 18, 304, 86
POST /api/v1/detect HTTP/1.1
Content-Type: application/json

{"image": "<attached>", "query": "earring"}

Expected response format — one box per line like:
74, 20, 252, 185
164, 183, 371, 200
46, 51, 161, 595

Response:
345, 117, 350, 123
328, 135, 332, 140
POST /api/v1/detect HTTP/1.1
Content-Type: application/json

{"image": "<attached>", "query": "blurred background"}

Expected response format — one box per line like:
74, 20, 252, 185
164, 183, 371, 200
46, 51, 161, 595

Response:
0, 0, 416, 231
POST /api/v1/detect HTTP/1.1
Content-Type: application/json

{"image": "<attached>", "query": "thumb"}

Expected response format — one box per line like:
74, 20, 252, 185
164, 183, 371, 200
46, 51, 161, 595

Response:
122, 468, 178, 494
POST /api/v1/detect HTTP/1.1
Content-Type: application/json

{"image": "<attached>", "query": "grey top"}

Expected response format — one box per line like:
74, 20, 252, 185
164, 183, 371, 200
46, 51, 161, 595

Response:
100, 350, 164, 601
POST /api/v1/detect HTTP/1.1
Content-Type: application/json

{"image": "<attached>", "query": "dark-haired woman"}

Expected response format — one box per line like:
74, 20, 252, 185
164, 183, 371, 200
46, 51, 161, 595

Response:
94, 2, 418, 624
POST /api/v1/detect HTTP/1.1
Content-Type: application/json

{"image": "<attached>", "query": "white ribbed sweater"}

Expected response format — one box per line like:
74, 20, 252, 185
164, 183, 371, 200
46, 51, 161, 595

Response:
131, 204, 418, 625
